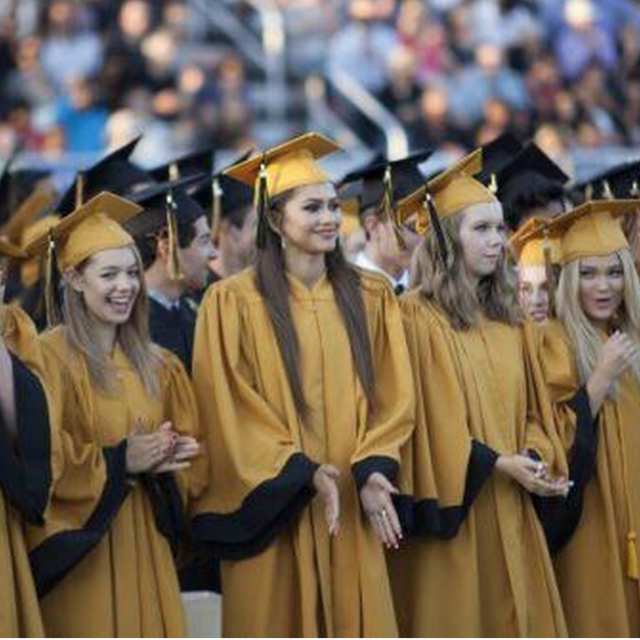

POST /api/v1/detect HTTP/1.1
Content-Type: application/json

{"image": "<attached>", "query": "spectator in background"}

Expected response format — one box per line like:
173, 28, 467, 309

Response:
53, 76, 108, 152
447, 43, 529, 126
327, 0, 398, 95
379, 46, 422, 129
39, 0, 103, 93
553, 0, 617, 82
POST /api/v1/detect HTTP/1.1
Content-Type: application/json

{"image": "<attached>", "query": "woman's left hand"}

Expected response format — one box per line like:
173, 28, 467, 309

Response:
360, 472, 403, 549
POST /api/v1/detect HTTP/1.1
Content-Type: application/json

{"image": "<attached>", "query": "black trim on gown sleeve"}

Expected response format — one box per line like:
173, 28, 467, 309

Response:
140, 472, 186, 556
191, 452, 318, 560
0, 355, 52, 524
394, 439, 498, 539
352, 456, 399, 491
29, 439, 132, 598
533, 385, 599, 553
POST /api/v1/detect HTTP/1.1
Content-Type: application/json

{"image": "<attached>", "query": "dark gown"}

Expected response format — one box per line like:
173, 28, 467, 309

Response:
148, 296, 197, 374
147, 294, 221, 593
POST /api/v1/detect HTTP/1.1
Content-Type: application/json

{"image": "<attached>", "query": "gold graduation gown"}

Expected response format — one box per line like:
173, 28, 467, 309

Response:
28, 327, 200, 638
389, 293, 568, 638
539, 320, 640, 636
190, 268, 415, 637
0, 307, 55, 638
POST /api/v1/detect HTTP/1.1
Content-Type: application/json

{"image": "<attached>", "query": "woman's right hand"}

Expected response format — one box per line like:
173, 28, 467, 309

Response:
126, 422, 176, 475
313, 464, 341, 536
496, 454, 571, 497
593, 331, 638, 387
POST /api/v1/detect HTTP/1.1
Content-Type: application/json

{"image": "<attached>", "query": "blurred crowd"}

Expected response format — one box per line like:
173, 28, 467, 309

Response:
0, 0, 639, 168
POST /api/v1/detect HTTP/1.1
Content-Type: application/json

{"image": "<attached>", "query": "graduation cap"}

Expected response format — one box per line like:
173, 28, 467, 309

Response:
510, 217, 561, 268
225, 132, 342, 248
397, 149, 497, 264
10, 168, 51, 206
496, 143, 569, 229
0, 187, 58, 246
188, 150, 254, 240
0, 237, 26, 260
547, 199, 640, 265
54, 137, 152, 216
19, 214, 60, 289
338, 150, 433, 247
125, 177, 207, 280
149, 148, 215, 182
25, 192, 143, 325
574, 158, 640, 202
475, 133, 524, 193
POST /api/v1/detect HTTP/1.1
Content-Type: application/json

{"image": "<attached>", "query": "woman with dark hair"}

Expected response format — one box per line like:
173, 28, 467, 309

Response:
0, 239, 55, 637
390, 150, 571, 636
23, 192, 201, 637
189, 133, 415, 637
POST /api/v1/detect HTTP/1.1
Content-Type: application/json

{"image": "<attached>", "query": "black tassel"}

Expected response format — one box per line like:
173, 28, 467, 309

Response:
425, 190, 448, 267
255, 156, 270, 249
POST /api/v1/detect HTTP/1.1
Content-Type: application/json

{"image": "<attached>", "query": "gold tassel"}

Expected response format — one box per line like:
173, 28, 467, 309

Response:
602, 179, 614, 200
255, 156, 269, 249
165, 192, 183, 280
169, 162, 180, 181
44, 230, 60, 328
383, 165, 406, 250
489, 173, 498, 194
585, 183, 594, 201
75, 172, 85, 209
627, 532, 639, 580
211, 178, 223, 244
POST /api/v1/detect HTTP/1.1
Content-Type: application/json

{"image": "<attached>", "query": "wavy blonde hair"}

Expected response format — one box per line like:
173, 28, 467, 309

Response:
556, 249, 640, 393
410, 204, 521, 330
62, 247, 162, 397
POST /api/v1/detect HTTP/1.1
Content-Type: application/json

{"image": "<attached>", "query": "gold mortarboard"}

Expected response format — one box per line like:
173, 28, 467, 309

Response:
397, 149, 497, 264
0, 187, 58, 246
510, 217, 562, 268
25, 192, 143, 326
225, 132, 342, 247
0, 237, 26, 260
548, 200, 640, 265
19, 215, 60, 289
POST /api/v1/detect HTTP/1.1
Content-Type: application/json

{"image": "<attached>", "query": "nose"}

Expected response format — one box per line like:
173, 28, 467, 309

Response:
595, 275, 611, 292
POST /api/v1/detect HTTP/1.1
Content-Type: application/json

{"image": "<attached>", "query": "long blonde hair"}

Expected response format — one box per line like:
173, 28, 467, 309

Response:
62, 247, 162, 396
410, 207, 521, 330
557, 249, 640, 392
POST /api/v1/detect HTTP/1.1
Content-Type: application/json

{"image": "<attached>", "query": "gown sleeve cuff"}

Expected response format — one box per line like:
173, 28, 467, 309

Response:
190, 452, 318, 561
351, 456, 399, 491
29, 439, 132, 598
394, 439, 498, 539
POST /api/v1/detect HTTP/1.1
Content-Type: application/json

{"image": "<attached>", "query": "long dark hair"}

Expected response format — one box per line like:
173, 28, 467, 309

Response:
255, 187, 376, 418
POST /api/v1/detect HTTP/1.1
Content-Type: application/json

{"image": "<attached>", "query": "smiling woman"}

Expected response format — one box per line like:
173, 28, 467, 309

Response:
190, 133, 415, 637
22, 193, 203, 638
537, 200, 640, 636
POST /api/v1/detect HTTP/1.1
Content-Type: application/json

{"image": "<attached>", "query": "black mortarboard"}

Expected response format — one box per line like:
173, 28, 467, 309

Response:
55, 137, 153, 216
10, 168, 51, 206
188, 150, 254, 233
149, 148, 215, 182
340, 150, 433, 212
496, 143, 569, 229
474, 133, 524, 192
124, 178, 206, 238
574, 158, 640, 201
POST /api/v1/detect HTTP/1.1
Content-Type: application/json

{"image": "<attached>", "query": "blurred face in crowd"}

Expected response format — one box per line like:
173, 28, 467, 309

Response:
519, 266, 551, 323
364, 211, 421, 277
70, 247, 142, 327
578, 253, 625, 327
119, 0, 153, 41
178, 217, 216, 291
279, 183, 342, 255
217, 207, 257, 276
458, 201, 507, 281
